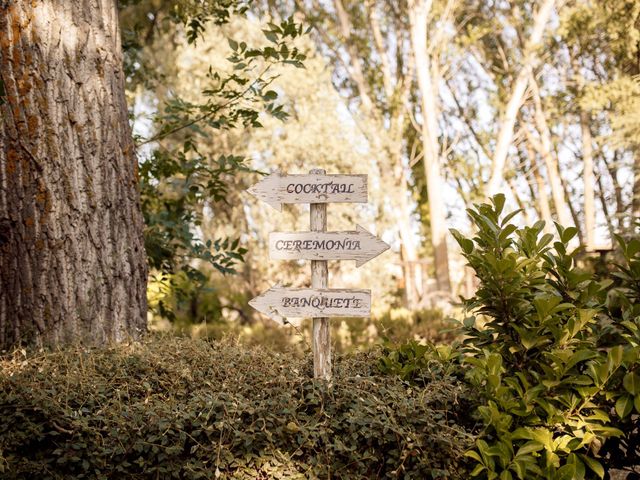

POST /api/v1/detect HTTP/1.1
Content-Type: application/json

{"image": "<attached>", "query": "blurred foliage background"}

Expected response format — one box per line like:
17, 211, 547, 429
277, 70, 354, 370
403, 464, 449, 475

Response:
117, 0, 640, 351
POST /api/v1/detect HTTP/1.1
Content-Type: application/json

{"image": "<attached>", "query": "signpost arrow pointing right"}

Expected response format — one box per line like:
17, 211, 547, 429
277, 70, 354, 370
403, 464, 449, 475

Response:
249, 285, 371, 324
269, 225, 390, 267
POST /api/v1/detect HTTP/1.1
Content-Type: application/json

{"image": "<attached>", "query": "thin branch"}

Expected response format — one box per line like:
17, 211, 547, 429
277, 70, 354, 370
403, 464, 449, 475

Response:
136, 66, 272, 147
444, 77, 490, 160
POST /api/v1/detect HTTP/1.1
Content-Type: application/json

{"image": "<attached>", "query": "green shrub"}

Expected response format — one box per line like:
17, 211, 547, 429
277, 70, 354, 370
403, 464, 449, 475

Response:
0, 335, 473, 479
378, 340, 463, 386
450, 195, 640, 479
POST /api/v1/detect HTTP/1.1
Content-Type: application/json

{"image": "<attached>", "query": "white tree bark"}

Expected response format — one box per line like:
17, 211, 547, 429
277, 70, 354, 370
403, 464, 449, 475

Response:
528, 76, 574, 228
408, 0, 451, 293
581, 111, 595, 249
524, 140, 555, 231
486, 0, 556, 196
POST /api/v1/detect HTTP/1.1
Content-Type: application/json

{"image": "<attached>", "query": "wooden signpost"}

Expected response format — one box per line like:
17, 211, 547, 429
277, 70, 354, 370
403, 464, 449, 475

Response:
248, 169, 389, 381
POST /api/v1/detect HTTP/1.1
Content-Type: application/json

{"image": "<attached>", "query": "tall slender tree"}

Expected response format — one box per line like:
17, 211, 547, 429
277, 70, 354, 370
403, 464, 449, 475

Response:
408, 0, 452, 292
485, 0, 556, 196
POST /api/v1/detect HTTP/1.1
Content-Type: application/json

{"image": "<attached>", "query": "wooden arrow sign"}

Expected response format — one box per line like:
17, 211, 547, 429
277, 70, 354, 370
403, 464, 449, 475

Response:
269, 225, 389, 267
247, 172, 367, 210
249, 285, 371, 324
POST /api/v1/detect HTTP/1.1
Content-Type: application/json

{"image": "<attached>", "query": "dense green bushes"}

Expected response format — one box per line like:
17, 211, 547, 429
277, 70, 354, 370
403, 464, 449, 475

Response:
0, 336, 473, 479
449, 196, 640, 479
378, 196, 640, 478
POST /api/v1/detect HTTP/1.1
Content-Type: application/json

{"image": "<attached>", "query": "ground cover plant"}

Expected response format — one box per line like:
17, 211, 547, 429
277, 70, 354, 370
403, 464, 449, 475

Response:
0, 336, 474, 479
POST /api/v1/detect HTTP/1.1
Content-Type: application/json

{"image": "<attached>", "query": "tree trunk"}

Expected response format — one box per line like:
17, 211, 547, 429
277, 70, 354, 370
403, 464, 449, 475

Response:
524, 141, 554, 231
596, 159, 616, 238
633, 150, 640, 222
581, 110, 596, 250
408, 0, 451, 294
396, 166, 422, 308
0, 0, 147, 348
602, 151, 624, 230
486, 0, 556, 195
528, 77, 574, 229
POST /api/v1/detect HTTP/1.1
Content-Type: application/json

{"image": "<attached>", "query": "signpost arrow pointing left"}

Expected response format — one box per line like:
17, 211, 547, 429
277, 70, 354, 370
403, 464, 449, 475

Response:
269, 225, 390, 267
249, 285, 371, 324
247, 171, 367, 211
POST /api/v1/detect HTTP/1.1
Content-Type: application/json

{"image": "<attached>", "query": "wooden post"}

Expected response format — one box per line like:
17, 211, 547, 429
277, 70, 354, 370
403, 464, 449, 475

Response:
310, 168, 331, 381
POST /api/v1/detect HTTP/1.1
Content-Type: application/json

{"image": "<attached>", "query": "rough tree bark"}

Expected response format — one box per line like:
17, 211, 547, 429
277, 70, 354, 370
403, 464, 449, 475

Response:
0, 0, 147, 348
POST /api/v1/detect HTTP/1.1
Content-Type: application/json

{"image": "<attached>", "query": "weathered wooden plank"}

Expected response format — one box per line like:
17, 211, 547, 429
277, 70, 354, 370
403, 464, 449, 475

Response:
248, 286, 372, 323
247, 171, 368, 210
269, 225, 390, 267
310, 168, 331, 381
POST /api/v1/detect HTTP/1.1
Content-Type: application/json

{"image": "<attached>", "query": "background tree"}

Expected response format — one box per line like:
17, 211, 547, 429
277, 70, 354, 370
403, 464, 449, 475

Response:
272, 0, 458, 305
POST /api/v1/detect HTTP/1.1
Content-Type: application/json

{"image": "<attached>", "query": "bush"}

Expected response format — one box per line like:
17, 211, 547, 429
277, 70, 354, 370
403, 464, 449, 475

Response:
450, 195, 640, 479
378, 340, 464, 386
0, 335, 473, 479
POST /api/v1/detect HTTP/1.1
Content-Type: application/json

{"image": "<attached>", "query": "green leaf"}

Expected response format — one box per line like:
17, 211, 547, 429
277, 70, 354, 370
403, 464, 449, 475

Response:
607, 345, 623, 369
262, 90, 278, 100
589, 425, 623, 437
499, 470, 513, 480
470, 464, 485, 476
623, 371, 640, 395
515, 441, 543, 457
579, 455, 604, 479
560, 226, 578, 243
500, 209, 522, 226
262, 30, 278, 43
512, 428, 553, 451
566, 349, 599, 371
626, 238, 640, 258
564, 453, 586, 480
465, 450, 485, 465
492, 194, 506, 216
615, 394, 633, 418
556, 462, 576, 480
451, 228, 474, 254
